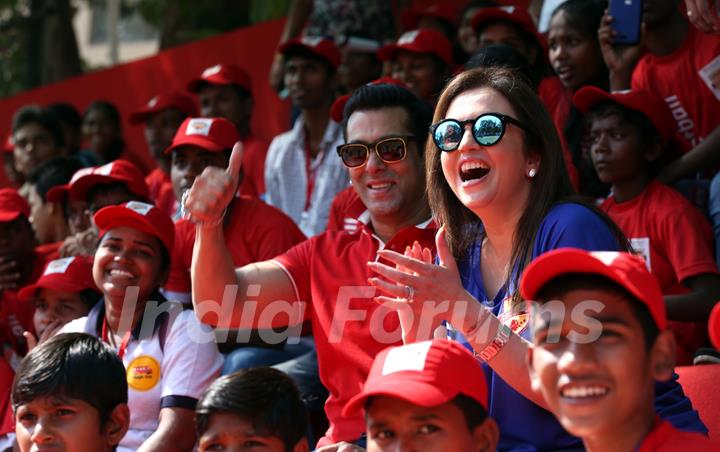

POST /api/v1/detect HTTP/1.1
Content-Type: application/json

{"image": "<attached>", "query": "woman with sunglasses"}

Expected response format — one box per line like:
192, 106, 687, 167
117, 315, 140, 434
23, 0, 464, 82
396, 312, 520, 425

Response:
368, 67, 706, 450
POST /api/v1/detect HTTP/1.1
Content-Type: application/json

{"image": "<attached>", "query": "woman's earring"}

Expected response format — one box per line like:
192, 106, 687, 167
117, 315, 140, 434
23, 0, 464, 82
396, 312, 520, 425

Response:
528, 168, 537, 178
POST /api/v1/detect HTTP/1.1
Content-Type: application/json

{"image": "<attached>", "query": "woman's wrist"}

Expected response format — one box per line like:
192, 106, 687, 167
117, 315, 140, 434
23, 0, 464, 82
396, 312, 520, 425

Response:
448, 290, 488, 335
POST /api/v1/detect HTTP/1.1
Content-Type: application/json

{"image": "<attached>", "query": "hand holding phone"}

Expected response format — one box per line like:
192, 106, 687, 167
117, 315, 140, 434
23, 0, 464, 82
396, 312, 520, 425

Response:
608, 0, 644, 45
598, 8, 646, 90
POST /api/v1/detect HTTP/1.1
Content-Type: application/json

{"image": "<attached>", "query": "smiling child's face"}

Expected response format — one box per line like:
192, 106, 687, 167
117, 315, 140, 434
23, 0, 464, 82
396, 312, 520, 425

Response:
529, 287, 670, 441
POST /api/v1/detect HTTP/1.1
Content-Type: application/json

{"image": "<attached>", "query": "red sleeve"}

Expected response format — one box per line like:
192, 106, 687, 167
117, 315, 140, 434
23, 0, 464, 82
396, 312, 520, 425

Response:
631, 57, 650, 91
660, 199, 718, 282
239, 136, 271, 197
326, 187, 351, 232
0, 357, 13, 436
163, 220, 193, 293
272, 238, 315, 306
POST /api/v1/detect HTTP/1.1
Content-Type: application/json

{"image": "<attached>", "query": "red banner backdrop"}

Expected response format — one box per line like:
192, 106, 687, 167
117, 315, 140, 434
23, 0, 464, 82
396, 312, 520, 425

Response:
0, 18, 291, 186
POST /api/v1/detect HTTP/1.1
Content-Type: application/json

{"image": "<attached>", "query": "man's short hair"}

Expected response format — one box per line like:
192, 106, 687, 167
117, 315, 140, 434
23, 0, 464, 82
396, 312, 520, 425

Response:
196, 367, 307, 451
84, 101, 121, 129
342, 83, 433, 152
284, 47, 337, 77
12, 333, 128, 428
48, 102, 82, 132
12, 105, 65, 148
27, 157, 85, 202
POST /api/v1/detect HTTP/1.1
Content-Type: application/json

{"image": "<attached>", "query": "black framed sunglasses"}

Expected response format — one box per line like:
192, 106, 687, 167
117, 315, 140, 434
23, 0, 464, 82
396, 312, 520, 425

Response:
429, 113, 529, 152
336, 136, 415, 168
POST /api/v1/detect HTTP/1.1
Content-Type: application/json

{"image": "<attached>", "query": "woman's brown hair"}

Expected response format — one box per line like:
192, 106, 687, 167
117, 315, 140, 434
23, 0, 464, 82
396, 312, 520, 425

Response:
426, 67, 626, 307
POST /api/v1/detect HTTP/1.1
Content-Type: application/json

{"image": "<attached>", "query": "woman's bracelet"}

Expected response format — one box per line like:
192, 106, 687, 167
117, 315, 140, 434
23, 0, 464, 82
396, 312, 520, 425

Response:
475, 323, 512, 362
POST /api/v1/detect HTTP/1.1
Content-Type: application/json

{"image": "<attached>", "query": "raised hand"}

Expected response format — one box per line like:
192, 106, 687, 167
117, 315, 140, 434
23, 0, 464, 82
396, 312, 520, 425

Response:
23, 319, 63, 352
183, 141, 243, 226
685, 0, 720, 34
367, 226, 474, 340
598, 10, 645, 89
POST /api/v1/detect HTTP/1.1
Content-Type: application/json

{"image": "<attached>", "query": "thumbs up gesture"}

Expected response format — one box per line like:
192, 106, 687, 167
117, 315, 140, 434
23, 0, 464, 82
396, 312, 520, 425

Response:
183, 141, 243, 226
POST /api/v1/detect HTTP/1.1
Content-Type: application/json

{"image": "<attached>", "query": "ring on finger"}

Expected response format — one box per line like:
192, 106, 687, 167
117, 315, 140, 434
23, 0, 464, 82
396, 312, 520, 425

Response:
406, 285, 414, 301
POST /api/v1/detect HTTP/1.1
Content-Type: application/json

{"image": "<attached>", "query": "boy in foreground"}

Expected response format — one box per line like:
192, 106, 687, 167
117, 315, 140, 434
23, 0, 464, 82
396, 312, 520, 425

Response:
195, 367, 309, 452
11, 332, 129, 452
523, 248, 718, 451
342, 339, 499, 452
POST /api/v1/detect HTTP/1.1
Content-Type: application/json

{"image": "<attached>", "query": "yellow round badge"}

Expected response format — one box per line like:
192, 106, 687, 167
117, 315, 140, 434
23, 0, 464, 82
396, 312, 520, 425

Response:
126, 356, 161, 391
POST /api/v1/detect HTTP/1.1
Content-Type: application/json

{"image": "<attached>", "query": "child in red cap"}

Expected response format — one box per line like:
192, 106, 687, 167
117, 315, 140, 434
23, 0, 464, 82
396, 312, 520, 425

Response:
377, 29, 454, 106
343, 339, 499, 452
59, 159, 150, 258
523, 248, 719, 451
576, 86, 720, 364
18, 256, 99, 349
60, 201, 223, 451
129, 91, 197, 217
187, 64, 271, 198
0, 188, 56, 362
163, 117, 306, 314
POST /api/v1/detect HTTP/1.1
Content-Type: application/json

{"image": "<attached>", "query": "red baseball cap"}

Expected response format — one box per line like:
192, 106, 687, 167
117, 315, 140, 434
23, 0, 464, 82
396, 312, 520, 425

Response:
471, 6, 537, 36
129, 91, 198, 125
18, 256, 98, 301
187, 63, 253, 93
3, 134, 12, 153
378, 29, 453, 66
0, 188, 30, 222
69, 160, 149, 202
164, 117, 239, 155
573, 86, 676, 145
401, 3, 460, 30
710, 302, 720, 350
46, 166, 96, 204
330, 76, 408, 122
279, 36, 341, 68
343, 339, 488, 416
520, 248, 666, 330
94, 201, 175, 257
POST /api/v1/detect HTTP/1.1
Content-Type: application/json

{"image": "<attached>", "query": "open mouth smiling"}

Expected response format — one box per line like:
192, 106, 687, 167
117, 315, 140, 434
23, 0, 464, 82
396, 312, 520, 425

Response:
460, 161, 490, 182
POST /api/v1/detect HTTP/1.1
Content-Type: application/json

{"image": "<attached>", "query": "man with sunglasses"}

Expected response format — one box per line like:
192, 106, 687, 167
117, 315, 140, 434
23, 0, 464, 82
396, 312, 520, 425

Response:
185, 83, 435, 450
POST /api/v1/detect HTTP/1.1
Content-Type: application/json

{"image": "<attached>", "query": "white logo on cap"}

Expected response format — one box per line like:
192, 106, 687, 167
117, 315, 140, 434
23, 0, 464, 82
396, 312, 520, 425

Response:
44, 257, 75, 276
202, 64, 222, 78
148, 96, 158, 108
95, 162, 116, 176
590, 251, 622, 266
125, 201, 154, 216
499, 6, 516, 13
301, 36, 323, 47
70, 167, 95, 184
398, 30, 420, 45
186, 118, 213, 137
611, 89, 632, 95
382, 340, 433, 375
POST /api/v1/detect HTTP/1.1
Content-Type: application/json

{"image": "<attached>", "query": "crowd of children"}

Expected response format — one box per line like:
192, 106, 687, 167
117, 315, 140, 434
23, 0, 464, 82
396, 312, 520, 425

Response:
1, 0, 720, 450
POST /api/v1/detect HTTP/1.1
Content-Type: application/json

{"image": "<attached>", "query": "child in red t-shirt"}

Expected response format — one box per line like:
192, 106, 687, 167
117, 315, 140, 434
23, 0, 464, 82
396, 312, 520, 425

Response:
524, 248, 720, 451
575, 87, 720, 364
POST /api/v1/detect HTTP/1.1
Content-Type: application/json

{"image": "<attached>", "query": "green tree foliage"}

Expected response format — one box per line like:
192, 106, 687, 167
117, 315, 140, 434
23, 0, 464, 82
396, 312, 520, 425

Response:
0, 0, 82, 97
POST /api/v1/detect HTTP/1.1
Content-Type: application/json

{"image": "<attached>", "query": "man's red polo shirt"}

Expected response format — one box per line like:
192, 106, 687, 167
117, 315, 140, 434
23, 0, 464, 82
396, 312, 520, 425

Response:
272, 214, 436, 447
